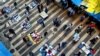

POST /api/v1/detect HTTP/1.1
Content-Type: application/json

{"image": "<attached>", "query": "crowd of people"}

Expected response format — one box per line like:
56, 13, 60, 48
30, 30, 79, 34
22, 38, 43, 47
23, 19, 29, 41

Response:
1, 0, 100, 56
39, 43, 57, 56
39, 42, 67, 56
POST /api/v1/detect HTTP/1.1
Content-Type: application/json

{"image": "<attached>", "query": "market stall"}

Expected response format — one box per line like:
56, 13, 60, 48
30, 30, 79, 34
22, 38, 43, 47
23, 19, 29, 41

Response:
28, 1, 37, 9
6, 14, 21, 27
27, 31, 44, 44
39, 11, 48, 20
21, 21, 31, 31
78, 42, 96, 56
39, 44, 57, 56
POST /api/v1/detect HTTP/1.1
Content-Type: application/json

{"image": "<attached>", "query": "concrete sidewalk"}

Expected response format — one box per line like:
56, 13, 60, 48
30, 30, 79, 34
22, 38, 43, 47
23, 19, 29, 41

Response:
0, 0, 14, 8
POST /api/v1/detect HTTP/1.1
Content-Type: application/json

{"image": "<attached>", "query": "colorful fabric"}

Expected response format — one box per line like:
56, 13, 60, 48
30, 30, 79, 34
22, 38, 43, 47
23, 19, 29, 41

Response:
84, 0, 100, 14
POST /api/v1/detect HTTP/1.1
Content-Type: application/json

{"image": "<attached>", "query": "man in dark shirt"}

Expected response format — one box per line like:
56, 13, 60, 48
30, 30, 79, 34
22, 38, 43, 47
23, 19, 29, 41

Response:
37, 4, 43, 13
25, 4, 30, 13
23, 37, 28, 43
53, 18, 61, 27
9, 28, 16, 35
14, 2, 17, 9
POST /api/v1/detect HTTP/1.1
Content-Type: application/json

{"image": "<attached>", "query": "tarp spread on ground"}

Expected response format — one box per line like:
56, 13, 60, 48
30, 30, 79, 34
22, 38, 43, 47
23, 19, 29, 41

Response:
71, 0, 100, 22
0, 42, 12, 56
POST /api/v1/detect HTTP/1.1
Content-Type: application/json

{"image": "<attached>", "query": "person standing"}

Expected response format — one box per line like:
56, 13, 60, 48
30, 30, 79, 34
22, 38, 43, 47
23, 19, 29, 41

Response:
62, 24, 67, 30
25, 4, 30, 13
44, 6, 48, 13
37, 4, 43, 13
1, 8, 5, 15
67, 23, 73, 30
44, 31, 48, 39
90, 35, 99, 44
4, 14, 8, 18
80, 15, 85, 22
23, 37, 28, 43
8, 28, 16, 35
67, 7, 75, 16
13, 2, 17, 9
26, 17, 30, 21
24, 11, 30, 21
73, 32, 80, 43
37, 4, 41, 13
57, 43, 61, 51
25, 10, 29, 16
53, 17, 61, 27
37, 18, 45, 27
44, 31, 48, 36
75, 27, 81, 33
89, 28, 94, 35
75, 29, 78, 33
42, 21, 45, 27
61, 42, 67, 48
87, 26, 94, 36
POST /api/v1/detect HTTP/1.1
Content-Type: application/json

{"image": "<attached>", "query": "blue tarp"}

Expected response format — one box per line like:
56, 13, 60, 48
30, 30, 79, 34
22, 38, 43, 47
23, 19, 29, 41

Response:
88, 13, 100, 22
0, 42, 12, 56
71, 0, 82, 6
71, 0, 100, 22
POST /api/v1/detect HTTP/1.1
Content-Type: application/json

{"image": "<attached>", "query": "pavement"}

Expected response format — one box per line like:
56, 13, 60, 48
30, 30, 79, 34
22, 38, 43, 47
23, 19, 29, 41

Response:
0, 0, 100, 56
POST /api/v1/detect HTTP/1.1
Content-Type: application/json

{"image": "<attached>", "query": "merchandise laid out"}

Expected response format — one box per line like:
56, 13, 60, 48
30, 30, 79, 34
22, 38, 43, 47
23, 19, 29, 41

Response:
0, 0, 100, 56
27, 31, 44, 44
6, 14, 21, 27
40, 11, 48, 19
39, 44, 57, 56
78, 42, 96, 55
